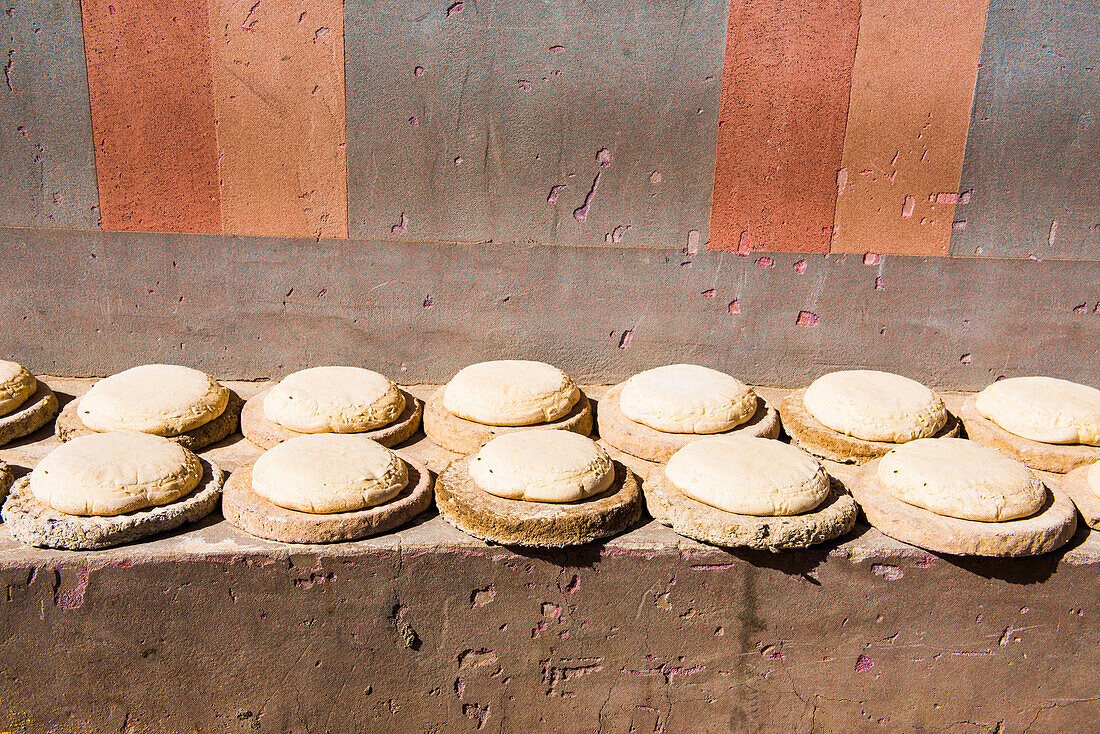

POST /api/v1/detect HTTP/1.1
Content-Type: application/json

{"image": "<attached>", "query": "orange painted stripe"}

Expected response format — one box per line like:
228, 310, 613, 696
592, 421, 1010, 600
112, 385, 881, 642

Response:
82, 0, 222, 233
831, 0, 989, 256
709, 0, 860, 253
209, 0, 348, 239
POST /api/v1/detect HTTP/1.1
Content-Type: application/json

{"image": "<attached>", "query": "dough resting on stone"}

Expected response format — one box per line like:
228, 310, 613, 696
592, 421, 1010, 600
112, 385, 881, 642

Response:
263, 366, 405, 433
618, 364, 757, 434
665, 435, 829, 516
79, 364, 229, 436
0, 360, 36, 417
443, 360, 580, 426
251, 433, 408, 514
30, 431, 203, 516
877, 437, 1045, 522
803, 370, 947, 443
470, 430, 613, 503
974, 376, 1100, 446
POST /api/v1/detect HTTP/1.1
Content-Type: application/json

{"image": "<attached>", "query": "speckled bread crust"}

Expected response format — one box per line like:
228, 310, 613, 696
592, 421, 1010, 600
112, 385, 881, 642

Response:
644, 471, 857, 551
849, 458, 1077, 557
424, 389, 593, 455
241, 387, 422, 450
0, 380, 59, 448
221, 459, 434, 544
960, 395, 1100, 474
0, 461, 13, 504
1058, 465, 1100, 530
1, 459, 224, 550
56, 389, 244, 451
435, 457, 641, 547
597, 381, 780, 462
780, 388, 960, 464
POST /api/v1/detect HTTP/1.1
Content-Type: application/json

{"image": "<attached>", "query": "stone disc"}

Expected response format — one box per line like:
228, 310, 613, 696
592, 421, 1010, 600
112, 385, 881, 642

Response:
1059, 465, 1100, 530
848, 458, 1077, 557
56, 389, 244, 451
960, 395, 1100, 474
644, 469, 857, 551
435, 457, 641, 547
424, 389, 593, 455
240, 387, 423, 450
0, 461, 13, 504
0, 381, 60, 448
221, 457, 433, 544
780, 388, 960, 464
1, 458, 224, 550
597, 381, 780, 462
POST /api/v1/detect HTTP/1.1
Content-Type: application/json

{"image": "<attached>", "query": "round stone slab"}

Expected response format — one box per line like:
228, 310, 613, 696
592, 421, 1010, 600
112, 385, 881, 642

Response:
56, 389, 244, 451
0, 462, 13, 504
849, 458, 1077, 557
424, 389, 594, 455
436, 457, 641, 547
0, 380, 59, 448
1, 458, 224, 550
644, 469, 857, 551
780, 388, 960, 464
1059, 465, 1100, 530
221, 457, 433, 544
241, 387, 423, 450
960, 395, 1100, 474
597, 381, 780, 462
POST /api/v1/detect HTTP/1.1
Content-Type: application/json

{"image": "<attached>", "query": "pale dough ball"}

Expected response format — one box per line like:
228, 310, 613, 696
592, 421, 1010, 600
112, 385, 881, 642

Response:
974, 376, 1100, 446
0, 360, 36, 417
470, 430, 613, 503
443, 360, 580, 426
251, 433, 408, 514
79, 364, 229, 436
619, 364, 757, 434
263, 366, 405, 433
803, 370, 947, 442
665, 435, 829, 516
877, 438, 1045, 522
1088, 462, 1100, 497
30, 431, 203, 516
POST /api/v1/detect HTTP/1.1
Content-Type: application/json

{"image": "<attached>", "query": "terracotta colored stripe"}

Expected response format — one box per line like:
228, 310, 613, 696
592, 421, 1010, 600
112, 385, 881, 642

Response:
82, 0, 221, 233
831, 0, 989, 256
708, 0, 860, 253
210, 0, 348, 239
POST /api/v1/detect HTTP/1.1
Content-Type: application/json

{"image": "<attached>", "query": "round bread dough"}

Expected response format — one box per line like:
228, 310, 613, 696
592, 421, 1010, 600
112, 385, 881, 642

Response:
79, 364, 230, 436
802, 370, 947, 443
1088, 462, 1100, 497
618, 364, 758, 434
877, 438, 1045, 522
0, 360, 36, 417
29, 431, 203, 516
469, 430, 613, 503
974, 376, 1100, 446
251, 433, 408, 514
443, 360, 580, 427
263, 366, 405, 433
665, 435, 829, 516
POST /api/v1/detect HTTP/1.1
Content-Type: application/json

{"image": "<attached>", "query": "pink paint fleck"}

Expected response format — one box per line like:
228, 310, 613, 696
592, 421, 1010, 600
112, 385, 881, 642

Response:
413, 65, 425, 77
871, 564, 903, 580
960, 190, 972, 204
57, 570, 89, 609
547, 184, 565, 204
874, 276, 884, 291
408, 116, 418, 127
931, 192, 960, 204
391, 212, 409, 235
517, 79, 532, 91
754, 257, 774, 268
796, 310, 819, 326
549, 45, 565, 53
864, 252, 881, 265
573, 170, 602, 221
446, 1, 463, 16
454, 156, 463, 165
618, 329, 633, 349
855, 655, 874, 673
650, 171, 662, 184
1073, 303, 1088, 314
953, 220, 967, 231
701, 288, 716, 298
902, 195, 916, 218
596, 148, 611, 167
836, 167, 848, 196
960, 353, 972, 364
604, 225, 629, 243
685, 230, 701, 255
423, 294, 434, 308
794, 259, 807, 274
728, 300, 741, 316
736, 230, 752, 255
1049, 220, 1058, 248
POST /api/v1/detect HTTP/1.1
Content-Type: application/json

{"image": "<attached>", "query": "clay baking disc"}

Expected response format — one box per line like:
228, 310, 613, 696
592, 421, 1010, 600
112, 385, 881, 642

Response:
435, 457, 641, 547
424, 389, 593, 455
960, 395, 1100, 474
644, 470, 857, 551
240, 387, 423, 450
598, 381, 780, 462
0, 381, 60, 448
221, 457, 433, 544
1, 459, 224, 550
1059, 465, 1100, 529
848, 458, 1077, 557
56, 389, 244, 451
780, 388, 960, 464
